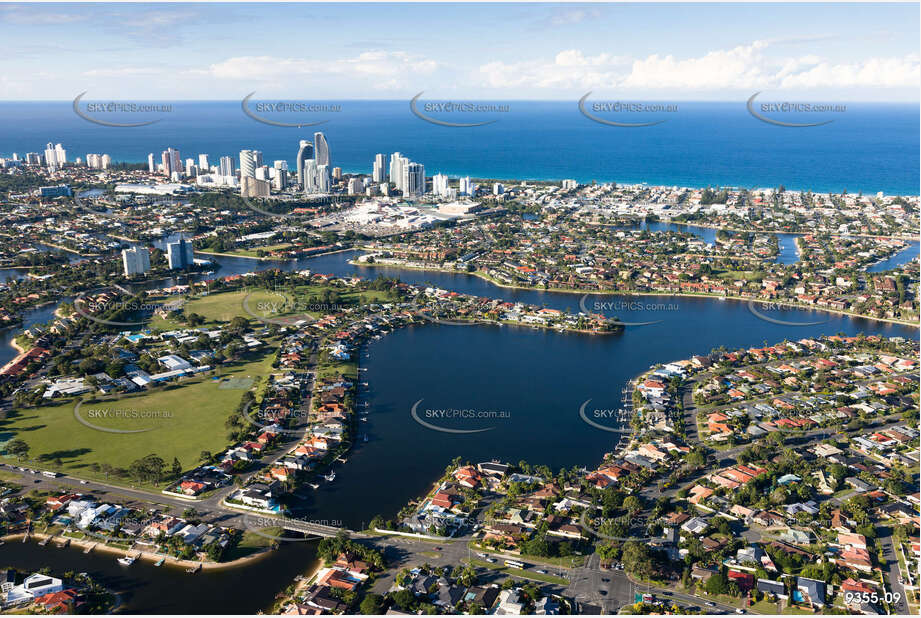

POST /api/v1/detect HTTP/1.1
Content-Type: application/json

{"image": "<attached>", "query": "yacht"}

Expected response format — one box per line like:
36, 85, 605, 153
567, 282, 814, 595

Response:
117, 556, 136, 566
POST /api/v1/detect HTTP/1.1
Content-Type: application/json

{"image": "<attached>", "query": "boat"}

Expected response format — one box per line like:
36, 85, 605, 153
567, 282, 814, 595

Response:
362, 434, 368, 442
154, 558, 165, 567
308, 482, 320, 489
324, 471, 336, 482
186, 563, 201, 573
118, 556, 136, 566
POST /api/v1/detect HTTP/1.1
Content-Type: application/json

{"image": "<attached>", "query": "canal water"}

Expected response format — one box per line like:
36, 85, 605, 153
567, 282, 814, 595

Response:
867, 242, 920, 273
0, 538, 318, 614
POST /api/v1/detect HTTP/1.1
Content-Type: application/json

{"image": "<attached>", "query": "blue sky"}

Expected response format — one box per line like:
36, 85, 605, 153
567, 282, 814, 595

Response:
2, 3, 918, 100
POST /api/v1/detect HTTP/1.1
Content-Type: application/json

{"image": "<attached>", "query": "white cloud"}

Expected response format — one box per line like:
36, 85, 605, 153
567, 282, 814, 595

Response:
478, 50, 630, 90
777, 56, 920, 89
475, 40, 920, 94
198, 51, 437, 90
82, 67, 166, 78
0, 7, 86, 24
621, 41, 772, 90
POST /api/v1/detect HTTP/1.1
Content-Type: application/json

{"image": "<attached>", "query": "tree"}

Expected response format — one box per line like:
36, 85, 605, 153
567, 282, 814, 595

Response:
686, 449, 706, 467
390, 589, 416, 612
704, 571, 731, 595
359, 593, 383, 614
7, 438, 30, 461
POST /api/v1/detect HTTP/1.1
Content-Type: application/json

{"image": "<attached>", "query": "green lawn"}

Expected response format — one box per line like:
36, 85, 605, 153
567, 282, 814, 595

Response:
0, 348, 278, 488
150, 285, 396, 331
224, 243, 296, 258
749, 598, 783, 614
465, 558, 569, 586
150, 289, 288, 329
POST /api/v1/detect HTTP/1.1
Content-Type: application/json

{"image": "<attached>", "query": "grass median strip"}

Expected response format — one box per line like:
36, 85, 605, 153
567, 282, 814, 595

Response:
465, 558, 569, 585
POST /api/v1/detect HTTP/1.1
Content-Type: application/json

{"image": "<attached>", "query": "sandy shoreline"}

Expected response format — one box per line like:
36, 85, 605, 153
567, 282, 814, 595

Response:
2, 531, 275, 571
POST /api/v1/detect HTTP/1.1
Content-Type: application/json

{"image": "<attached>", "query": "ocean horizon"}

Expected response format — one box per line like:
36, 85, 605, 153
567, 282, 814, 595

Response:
1, 100, 918, 195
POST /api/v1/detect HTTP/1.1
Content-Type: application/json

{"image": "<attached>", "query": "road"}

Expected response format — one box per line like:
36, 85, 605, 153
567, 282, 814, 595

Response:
878, 530, 911, 615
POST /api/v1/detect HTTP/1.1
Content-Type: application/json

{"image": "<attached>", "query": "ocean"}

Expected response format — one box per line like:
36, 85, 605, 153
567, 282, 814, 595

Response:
0, 100, 917, 195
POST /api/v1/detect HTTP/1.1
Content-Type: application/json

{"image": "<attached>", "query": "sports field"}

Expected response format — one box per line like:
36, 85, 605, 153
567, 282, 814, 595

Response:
0, 347, 277, 487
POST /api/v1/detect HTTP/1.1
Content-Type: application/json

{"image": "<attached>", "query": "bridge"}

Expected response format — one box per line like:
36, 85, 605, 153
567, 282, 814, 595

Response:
238, 512, 357, 539
280, 519, 352, 538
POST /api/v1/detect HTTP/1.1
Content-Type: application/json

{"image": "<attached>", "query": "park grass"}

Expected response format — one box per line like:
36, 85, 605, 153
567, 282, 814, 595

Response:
149, 288, 287, 330
225, 529, 281, 560
0, 347, 278, 489
222, 243, 296, 258
149, 285, 397, 331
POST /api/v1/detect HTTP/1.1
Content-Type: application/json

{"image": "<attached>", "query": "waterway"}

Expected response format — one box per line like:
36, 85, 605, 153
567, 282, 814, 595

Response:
866, 242, 921, 273
0, 538, 318, 614
2, 246, 918, 612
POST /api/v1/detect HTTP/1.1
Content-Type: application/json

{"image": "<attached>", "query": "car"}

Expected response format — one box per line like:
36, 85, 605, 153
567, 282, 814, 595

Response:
34, 479, 41, 483
476, 552, 487, 558
434, 547, 441, 551
735, 610, 745, 615
80, 480, 89, 485
485, 558, 496, 563
601, 577, 609, 582
535, 569, 547, 574
705, 602, 715, 607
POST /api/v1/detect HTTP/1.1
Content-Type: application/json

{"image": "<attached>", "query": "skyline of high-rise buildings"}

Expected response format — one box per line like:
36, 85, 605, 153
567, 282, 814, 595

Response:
27, 133, 473, 201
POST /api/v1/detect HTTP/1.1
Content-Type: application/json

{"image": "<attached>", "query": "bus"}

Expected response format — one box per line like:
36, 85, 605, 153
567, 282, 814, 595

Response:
42, 471, 59, 478
504, 560, 525, 569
